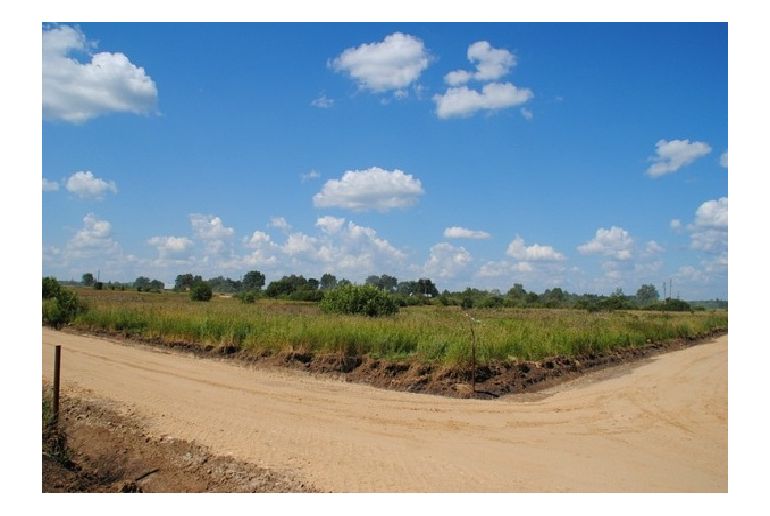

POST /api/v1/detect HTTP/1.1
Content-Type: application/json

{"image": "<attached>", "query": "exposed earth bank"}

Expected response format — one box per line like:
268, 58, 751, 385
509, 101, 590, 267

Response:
43, 329, 727, 491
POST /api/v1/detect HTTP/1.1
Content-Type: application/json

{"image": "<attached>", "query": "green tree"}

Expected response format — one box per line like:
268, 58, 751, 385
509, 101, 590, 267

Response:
320, 284, 398, 317
174, 274, 195, 291
635, 284, 660, 306
242, 270, 266, 292
416, 278, 438, 297
134, 276, 151, 291
320, 273, 337, 290
82, 273, 94, 287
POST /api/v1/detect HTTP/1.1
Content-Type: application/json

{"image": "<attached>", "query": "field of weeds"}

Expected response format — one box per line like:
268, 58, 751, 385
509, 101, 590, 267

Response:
70, 289, 727, 365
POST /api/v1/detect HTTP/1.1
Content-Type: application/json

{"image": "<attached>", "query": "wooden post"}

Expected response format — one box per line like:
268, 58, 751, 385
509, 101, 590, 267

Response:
470, 324, 476, 396
53, 345, 61, 427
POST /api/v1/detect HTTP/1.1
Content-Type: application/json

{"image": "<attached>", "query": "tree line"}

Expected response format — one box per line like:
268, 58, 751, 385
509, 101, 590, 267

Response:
74, 269, 721, 312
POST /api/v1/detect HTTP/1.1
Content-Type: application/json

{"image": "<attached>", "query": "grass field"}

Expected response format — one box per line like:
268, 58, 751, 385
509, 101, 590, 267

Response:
70, 289, 728, 365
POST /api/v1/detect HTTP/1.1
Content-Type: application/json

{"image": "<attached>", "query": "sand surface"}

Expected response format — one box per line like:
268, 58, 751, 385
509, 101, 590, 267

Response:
42, 329, 727, 492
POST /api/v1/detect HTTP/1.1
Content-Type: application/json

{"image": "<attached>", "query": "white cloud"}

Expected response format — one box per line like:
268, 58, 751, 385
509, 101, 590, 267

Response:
694, 197, 728, 228
520, 107, 534, 121
670, 219, 682, 230
434, 82, 534, 119
331, 32, 430, 92
310, 94, 334, 108
720, 150, 728, 169
313, 167, 424, 212
423, 242, 472, 278
43, 24, 158, 123
645, 139, 712, 178
268, 216, 292, 232
578, 226, 634, 261
190, 214, 234, 254
476, 260, 533, 278
68, 213, 120, 257
282, 232, 318, 256
301, 169, 321, 183
644, 240, 665, 255
43, 177, 59, 192
64, 170, 117, 199
316, 216, 346, 234
443, 226, 491, 240
506, 236, 565, 261
147, 236, 194, 257
690, 197, 728, 253
444, 70, 472, 86
444, 41, 516, 85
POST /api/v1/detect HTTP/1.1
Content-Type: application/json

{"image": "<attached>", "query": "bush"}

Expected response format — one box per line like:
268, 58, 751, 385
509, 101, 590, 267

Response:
190, 282, 212, 302
320, 284, 398, 317
42, 277, 82, 329
238, 291, 257, 304
289, 288, 324, 302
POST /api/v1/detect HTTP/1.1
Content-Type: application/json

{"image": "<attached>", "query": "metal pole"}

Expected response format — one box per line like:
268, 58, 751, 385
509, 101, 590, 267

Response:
53, 345, 61, 427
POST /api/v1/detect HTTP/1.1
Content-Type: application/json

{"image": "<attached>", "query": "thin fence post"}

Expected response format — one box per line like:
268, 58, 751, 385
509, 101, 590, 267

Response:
53, 345, 61, 427
470, 325, 476, 396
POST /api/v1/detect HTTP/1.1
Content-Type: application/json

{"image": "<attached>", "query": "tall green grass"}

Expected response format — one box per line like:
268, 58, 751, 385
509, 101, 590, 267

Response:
71, 289, 728, 365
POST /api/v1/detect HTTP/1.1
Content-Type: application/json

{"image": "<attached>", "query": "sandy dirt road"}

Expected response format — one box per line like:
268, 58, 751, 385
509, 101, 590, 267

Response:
42, 329, 727, 492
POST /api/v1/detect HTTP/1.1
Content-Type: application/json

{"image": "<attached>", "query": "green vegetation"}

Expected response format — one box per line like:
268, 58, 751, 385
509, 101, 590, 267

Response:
320, 283, 399, 317
42, 277, 83, 329
190, 281, 213, 302
69, 288, 727, 365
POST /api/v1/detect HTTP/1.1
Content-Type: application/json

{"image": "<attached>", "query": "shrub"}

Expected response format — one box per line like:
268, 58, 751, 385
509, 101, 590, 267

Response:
320, 284, 398, 317
190, 282, 213, 302
42, 277, 82, 328
238, 291, 257, 304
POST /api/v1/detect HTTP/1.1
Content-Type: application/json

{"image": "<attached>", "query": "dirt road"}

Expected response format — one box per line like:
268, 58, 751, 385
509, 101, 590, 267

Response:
42, 329, 727, 492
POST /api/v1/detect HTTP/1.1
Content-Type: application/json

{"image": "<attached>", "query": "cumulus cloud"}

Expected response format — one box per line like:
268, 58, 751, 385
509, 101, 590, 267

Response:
720, 150, 728, 169
190, 214, 234, 254
690, 197, 728, 253
64, 170, 117, 199
43, 177, 60, 192
316, 216, 346, 234
443, 226, 491, 240
310, 94, 334, 108
434, 83, 533, 119
578, 226, 634, 261
331, 32, 430, 92
313, 167, 424, 212
444, 41, 516, 85
670, 219, 682, 231
645, 139, 712, 178
147, 236, 194, 257
268, 216, 292, 232
423, 242, 472, 278
506, 236, 565, 261
43, 24, 158, 123
476, 260, 533, 277
644, 240, 665, 255
68, 213, 120, 257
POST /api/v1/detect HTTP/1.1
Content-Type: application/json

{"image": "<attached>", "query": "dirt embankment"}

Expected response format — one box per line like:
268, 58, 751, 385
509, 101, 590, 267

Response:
43, 329, 727, 492
43, 389, 316, 493
70, 326, 727, 398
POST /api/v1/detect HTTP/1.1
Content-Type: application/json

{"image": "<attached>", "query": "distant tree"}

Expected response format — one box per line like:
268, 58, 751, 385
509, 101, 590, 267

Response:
307, 277, 320, 291
416, 278, 438, 297
134, 276, 151, 291
320, 273, 337, 290
635, 284, 659, 306
93, 281, 104, 290
379, 275, 398, 292
242, 270, 266, 292
82, 273, 94, 287
149, 279, 165, 292
174, 274, 195, 291
265, 275, 309, 298
365, 275, 381, 288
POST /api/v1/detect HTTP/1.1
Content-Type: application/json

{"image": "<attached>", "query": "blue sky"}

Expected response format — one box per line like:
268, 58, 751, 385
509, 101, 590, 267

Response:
42, 22, 727, 299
